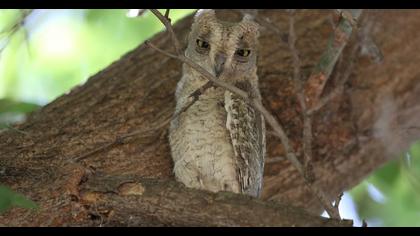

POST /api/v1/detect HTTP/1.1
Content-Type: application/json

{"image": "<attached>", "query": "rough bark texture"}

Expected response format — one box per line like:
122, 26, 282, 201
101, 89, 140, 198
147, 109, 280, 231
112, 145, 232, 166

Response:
1, 10, 419, 226
76, 173, 351, 226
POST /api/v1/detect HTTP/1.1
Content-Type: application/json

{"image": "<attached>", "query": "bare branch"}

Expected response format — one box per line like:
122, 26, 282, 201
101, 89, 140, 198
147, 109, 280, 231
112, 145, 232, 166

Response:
164, 9, 171, 20
139, 9, 147, 17
147, 40, 249, 99
359, 13, 383, 64
328, 12, 338, 31
73, 120, 169, 162
265, 156, 286, 164
72, 78, 213, 163
307, 36, 361, 115
333, 192, 344, 209
130, 9, 147, 18
288, 10, 341, 218
336, 10, 359, 28
144, 40, 178, 59
288, 10, 313, 180
307, 86, 344, 115
0, 9, 34, 57
304, 10, 363, 108
362, 219, 368, 227
149, 9, 182, 54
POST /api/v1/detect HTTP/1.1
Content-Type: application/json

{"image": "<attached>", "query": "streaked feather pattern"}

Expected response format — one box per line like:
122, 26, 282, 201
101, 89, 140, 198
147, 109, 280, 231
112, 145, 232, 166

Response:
224, 81, 265, 197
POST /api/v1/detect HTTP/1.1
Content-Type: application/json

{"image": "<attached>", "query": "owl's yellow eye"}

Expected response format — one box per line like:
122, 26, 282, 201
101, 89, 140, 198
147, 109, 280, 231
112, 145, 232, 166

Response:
235, 49, 251, 57
196, 39, 210, 49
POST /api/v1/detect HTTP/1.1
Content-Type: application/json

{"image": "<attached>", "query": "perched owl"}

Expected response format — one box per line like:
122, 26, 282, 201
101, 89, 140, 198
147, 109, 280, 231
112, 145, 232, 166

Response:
169, 10, 265, 197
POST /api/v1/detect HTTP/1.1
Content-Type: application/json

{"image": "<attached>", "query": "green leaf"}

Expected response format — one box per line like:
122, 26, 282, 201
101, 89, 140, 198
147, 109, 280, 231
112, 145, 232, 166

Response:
369, 159, 401, 192
0, 193, 13, 213
0, 98, 40, 114
0, 185, 38, 214
11, 194, 38, 210
0, 98, 40, 130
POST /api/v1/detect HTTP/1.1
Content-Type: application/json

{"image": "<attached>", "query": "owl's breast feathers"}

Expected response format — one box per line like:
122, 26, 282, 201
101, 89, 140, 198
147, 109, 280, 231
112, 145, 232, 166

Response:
224, 80, 265, 197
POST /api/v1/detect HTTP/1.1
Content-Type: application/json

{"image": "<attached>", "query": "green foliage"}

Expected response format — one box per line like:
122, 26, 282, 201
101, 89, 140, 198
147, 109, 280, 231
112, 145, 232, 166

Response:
0, 9, 194, 104
350, 142, 420, 226
0, 98, 40, 129
0, 98, 40, 114
0, 185, 38, 214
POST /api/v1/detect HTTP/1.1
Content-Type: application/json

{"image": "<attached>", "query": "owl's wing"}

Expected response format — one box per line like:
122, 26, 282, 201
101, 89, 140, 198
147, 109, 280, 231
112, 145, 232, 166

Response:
224, 81, 265, 197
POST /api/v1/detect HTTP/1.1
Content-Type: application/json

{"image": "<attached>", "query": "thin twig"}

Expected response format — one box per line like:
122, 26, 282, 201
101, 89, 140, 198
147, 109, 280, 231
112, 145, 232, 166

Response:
307, 37, 361, 115
304, 10, 363, 109
358, 13, 383, 64
73, 121, 167, 162
288, 10, 338, 219
3, 124, 28, 135
146, 40, 248, 99
74, 140, 119, 162
131, 9, 147, 18
333, 192, 344, 210
328, 13, 338, 31
0, 9, 33, 57
361, 219, 368, 227
138, 9, 147, 17
150, 9, 181, 54
265, 156, 286, 164
164, 9, 171, 21
73, 77, 214, 163
307, 86, 344, 115
288, 10, 314, 181
144, 40, 178, 59
336, 9, 358, 28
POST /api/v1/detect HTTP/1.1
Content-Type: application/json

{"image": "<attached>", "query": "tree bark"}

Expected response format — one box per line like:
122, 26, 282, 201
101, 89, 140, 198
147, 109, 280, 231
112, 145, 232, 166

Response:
76, 173, 351, 226
0, 9, 419, 226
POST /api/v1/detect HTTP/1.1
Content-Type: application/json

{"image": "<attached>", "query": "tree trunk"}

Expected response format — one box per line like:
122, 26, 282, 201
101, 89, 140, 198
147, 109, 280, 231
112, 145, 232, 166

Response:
0, 9, 419, 226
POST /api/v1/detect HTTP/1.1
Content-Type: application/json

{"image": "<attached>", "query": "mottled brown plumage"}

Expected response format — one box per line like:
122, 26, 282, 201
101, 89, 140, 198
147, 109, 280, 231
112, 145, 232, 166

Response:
169, 9, 265, 197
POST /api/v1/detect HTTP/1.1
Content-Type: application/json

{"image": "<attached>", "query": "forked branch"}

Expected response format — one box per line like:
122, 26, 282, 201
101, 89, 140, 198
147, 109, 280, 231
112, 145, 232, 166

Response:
304, 9, 362, 108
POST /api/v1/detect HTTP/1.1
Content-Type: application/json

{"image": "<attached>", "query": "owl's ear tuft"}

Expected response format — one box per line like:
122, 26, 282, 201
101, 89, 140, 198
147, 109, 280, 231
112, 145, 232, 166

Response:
241, 14, 255, 22
194, 9, 216, 22
241, 14, 260, 38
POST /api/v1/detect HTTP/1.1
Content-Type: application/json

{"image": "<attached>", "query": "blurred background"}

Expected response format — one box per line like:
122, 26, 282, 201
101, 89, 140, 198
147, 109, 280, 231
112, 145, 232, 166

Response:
0, 9, 419, 226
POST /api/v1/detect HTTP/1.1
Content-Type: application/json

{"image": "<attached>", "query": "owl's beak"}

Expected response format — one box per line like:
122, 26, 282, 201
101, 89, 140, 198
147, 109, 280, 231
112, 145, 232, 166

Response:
214, 53, 226, 77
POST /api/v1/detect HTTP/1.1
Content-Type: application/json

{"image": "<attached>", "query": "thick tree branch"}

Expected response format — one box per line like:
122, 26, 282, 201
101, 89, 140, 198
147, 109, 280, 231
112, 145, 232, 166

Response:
78, 173, 352, 226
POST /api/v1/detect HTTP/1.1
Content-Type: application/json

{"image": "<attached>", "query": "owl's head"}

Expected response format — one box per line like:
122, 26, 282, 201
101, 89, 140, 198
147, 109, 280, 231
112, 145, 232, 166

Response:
185, 10, 260, 80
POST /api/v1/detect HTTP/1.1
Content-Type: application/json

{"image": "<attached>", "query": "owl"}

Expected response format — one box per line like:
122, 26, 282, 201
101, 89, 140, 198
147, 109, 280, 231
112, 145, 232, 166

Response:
169, 9, 265, 197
